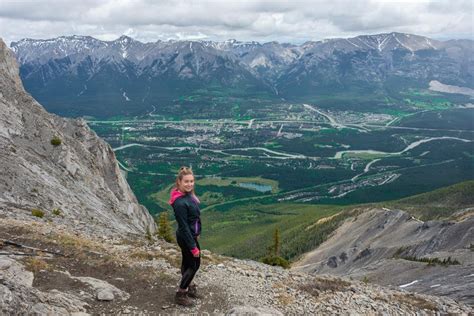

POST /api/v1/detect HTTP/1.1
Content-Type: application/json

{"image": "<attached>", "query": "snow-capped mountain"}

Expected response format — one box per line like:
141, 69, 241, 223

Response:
11, 32, 473, 117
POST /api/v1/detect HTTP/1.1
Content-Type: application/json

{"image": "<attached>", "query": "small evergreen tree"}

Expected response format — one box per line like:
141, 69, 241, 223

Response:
261, 227, 289, 268
273, 227, 280, 256
157, 211, 174, 243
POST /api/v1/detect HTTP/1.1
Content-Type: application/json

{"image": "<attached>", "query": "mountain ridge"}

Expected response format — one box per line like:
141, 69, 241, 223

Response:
11, 32, 473, 118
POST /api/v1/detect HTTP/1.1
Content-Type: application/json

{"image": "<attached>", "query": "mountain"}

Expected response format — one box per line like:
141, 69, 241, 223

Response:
277, 33, 473, 98
12, 36, 272, 117
0, 38, 156, 236
11, 33, 473, 118
292, 182, 474, 305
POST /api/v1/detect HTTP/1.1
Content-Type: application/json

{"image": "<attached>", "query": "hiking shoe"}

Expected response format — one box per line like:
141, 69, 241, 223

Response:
175, 291, 193, 306
188, 284, 202, 299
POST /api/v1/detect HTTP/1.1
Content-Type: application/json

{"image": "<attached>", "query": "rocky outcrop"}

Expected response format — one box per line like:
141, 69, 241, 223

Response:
292, 208, 474, 305
0, 257, 90, 315
0, 38, 156, 236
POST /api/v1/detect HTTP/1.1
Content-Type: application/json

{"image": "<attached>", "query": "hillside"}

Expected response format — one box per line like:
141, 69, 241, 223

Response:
292, 184, 474, 305
197, 181, 474, 305
0, 38, 155, 236
380, 180, 474, 220
201, 203, 350, 260
200, 181, 474, 261
1, 216, 471, 314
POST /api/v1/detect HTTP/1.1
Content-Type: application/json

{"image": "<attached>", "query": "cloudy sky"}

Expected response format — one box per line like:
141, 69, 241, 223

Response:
1, 0, 472, 46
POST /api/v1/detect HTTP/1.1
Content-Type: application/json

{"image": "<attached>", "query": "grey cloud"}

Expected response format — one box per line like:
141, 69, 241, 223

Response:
427, 0, 473, 13
0, 0, 472, 46
0, 0, 99, 21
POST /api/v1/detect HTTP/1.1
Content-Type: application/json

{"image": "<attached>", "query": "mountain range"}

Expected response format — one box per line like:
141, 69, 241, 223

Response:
11, 33, 473, 118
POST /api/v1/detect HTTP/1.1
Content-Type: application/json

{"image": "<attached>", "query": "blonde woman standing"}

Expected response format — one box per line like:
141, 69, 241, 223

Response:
168, 166, 202, 306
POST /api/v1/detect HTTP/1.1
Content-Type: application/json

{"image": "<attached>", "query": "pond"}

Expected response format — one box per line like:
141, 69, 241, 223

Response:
238, 182, 272, 193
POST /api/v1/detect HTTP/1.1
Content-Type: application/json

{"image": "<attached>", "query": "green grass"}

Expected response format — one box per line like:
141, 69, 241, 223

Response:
200, 202, 348, 261
149, 183, 174, 210
378, 180, 474, 220
264, 141, 283, 149
197, 176, 280, 193
341, 152, 392, 159
403, 98, 452, 111
31, 209, 45, 218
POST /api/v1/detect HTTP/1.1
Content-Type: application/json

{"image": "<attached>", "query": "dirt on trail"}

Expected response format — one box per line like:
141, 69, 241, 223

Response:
2, 217, 472, 315
0, 218, 229, 315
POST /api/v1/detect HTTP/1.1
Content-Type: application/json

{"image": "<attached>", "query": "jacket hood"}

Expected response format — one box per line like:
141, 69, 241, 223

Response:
168, 187, 201, 205
168, 187, 186, 205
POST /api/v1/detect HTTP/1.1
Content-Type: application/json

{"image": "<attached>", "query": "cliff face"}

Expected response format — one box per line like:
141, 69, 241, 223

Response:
0, 38, 156, 236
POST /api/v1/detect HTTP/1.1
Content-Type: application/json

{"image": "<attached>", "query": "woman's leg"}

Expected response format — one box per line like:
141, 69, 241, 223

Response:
179, 239, 201, 289
180, 246, 186, 276
187, 240, 201, 298
175, 236, 198, 306
177, 235, 194, 290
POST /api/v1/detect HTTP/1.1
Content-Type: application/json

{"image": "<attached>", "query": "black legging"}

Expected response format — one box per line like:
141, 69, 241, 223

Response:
177, 235, 200, 290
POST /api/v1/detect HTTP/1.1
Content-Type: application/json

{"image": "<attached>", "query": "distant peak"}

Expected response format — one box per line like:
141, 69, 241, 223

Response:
117, 35, 133, 43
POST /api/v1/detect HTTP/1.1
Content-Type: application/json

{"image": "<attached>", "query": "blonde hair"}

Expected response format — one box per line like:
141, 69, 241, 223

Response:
175, 166, 196, 195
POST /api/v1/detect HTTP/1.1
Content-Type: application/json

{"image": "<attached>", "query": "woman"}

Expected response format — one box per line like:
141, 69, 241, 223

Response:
168, 166, 202, 307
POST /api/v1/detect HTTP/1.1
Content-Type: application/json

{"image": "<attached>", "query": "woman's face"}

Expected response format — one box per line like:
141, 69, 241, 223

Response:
179, 174, 195, 193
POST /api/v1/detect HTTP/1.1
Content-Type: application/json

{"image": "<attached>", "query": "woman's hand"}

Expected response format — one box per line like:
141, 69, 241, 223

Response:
191, 247, 200, 257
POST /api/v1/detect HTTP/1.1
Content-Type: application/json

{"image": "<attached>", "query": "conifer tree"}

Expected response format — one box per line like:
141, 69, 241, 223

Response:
261, 227, 289, 268
273, 227, 280, 257
157, 211, 174, 242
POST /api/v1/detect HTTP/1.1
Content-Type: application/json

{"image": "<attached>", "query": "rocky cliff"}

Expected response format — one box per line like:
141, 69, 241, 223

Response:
0, 38, 156, 236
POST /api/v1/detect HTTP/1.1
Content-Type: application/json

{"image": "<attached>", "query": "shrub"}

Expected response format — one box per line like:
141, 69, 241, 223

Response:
50, 136, 62, 146
261, 255, 290, 269
397, 254, 461, 266
362, 276, 370, 284
156, 212, 174, 243
52, 208, 62, 216
25, 258, 49, 273
145, 227, 153, 241
31, 209, 45, 218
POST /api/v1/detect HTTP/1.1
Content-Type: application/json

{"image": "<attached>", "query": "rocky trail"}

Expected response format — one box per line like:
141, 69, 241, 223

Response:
1, 216, 472, 315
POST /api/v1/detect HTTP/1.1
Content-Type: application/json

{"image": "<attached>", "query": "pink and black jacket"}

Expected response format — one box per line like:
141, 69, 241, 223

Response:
169, 188, 201, 250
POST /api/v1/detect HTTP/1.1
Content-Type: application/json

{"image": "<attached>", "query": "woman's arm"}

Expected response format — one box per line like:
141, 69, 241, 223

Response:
173, 199, 197, 250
